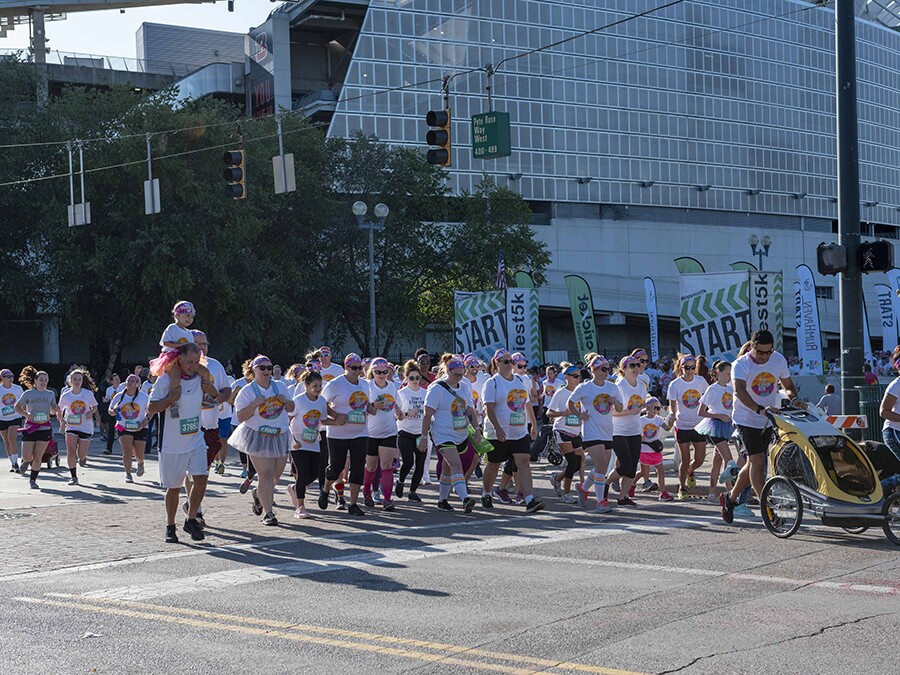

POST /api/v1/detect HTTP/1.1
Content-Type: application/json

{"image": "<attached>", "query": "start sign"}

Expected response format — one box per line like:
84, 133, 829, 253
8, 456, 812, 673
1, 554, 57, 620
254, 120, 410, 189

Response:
472, 111, 511, 160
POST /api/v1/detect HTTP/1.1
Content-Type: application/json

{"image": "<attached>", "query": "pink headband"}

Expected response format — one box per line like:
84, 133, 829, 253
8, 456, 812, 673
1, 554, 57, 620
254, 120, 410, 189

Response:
344, 353, 361, 366
191, 330, 206, 339
251, 354, 270, 367
173, 301, 195, 316
680, 355, 696, 366
0, 369, 12, 378
632, 350, 647, 359
512, 352, 527, 364
621, 356, 639, 368
447, 356, 466, 371
464, 354, 479, 367
370, 358, 389, 369
588, 356, 609, 369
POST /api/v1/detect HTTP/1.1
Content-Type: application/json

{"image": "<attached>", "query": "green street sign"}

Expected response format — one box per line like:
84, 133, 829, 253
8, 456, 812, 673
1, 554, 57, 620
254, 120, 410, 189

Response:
472, 111, 511, 160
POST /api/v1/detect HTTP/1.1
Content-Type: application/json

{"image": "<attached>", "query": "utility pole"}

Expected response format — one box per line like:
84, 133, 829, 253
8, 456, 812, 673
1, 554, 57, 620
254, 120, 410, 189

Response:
836, 0, 864, 416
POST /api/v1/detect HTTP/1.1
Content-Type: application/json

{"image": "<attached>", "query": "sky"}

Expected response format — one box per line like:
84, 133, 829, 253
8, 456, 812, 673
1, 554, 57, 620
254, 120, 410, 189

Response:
1, 1, 267, 58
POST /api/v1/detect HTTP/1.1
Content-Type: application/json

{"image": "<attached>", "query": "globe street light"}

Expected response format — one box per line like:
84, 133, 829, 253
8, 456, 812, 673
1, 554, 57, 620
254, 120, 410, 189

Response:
354, 201, 390, 355
748, 234, 772, 270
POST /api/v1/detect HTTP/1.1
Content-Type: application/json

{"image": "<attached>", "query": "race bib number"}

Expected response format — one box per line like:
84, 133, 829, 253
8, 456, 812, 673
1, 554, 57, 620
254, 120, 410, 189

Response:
259, 425, 281, 437
509, 411, 526, 426
565, 414, 581, 427
301, 428, 318, 443
124, 420, 140, 431
66, 414, 82, 425
347, 410, 366, 425
452, 416, 468, 430
179, 416, 200, 435
33, 412, 49, 423
1, 405, 14, 417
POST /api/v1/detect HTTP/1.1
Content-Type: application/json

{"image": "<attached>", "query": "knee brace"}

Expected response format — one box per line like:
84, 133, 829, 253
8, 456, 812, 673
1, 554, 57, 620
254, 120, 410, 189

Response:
564, 453, 582, 479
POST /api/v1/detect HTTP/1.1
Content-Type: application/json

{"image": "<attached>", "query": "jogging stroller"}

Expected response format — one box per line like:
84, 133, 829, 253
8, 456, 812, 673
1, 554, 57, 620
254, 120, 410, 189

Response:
761, 406, 900, 545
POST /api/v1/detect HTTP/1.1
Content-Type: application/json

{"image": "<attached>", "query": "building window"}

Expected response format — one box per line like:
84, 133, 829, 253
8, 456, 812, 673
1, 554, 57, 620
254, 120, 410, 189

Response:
815, 286, 834, 300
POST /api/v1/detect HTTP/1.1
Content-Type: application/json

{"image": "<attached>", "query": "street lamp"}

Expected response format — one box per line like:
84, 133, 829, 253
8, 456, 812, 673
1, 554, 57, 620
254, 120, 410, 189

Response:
353, 200, 390, 356
748, 234, 772, 270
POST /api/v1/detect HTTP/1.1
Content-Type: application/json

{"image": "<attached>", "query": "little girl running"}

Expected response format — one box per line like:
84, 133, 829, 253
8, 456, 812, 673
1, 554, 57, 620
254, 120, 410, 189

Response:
149, 300, 218, 399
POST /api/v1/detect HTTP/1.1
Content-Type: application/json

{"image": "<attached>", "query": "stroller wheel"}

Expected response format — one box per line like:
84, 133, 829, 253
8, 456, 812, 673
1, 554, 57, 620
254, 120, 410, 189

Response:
841, 526, 869, 535
761, 477, 803, 539
883, 493, 900, 546
547, 450, 563, 466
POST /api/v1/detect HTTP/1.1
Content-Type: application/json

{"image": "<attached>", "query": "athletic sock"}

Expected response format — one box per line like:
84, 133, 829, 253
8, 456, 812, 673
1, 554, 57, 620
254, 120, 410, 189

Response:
334, 481, 345, 499
69, 468, 77, 479
450, 473, 468, 501
9, 454, 18, 466
30, 469, 39, 482
380, 470, 393, 502
582, 473, 595, 491
439, 475, 452, 501
362, 469, 376, 494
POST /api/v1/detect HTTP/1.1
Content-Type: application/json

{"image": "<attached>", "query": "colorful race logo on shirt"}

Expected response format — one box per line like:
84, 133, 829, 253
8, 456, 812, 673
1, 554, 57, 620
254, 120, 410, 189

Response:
545, 384, 556, 398
450, 397, 467, 419
722, 392, 734, 409
592, 394, 613, 414
1, 393, 15, 406
177, 337, 189, 344
375, 394, 395, 411
322, 374, 336, 382
751, 373, 776, 397
70, 400, 87, 415
506, 389, 527, 412
627, 394, 644, 410
302, 409, 321, 429
120, 402, 141, 420
348, 391, 369, 411
681, 390, 702, 409
641, 422, 659, 442
258, 397, 284, 419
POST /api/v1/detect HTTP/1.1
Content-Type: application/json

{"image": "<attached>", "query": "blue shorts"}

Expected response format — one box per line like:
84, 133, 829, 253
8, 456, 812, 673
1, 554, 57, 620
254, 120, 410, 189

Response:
218, 417, 232, 439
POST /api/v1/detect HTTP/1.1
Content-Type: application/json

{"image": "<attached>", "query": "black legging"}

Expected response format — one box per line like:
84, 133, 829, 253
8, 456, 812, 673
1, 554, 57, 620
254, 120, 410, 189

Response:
326, 436, 367, 484
563, 451, 582, 479
318, 430, 328, 490
289, 449, 319, 500
612, 435, 641, 479
397, 430, 426, 494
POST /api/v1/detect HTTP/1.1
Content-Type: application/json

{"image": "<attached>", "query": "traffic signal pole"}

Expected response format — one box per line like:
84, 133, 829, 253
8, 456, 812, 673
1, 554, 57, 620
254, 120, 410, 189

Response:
835, 0, 864, 416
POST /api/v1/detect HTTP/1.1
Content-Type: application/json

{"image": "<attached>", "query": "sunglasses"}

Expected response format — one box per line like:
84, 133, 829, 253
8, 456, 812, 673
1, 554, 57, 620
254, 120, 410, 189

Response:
755, 348, 774, 356
516, 364, 526, 368
500, 359, 512, 365
652, 405, 661, 410
0, 374, 11, 379
255, 365, 273, 371
373, 369, 389, 376
347, 365, 363, 371
627, 363, 640, 369
407, 375, 421, 381
599, 367, 610, 373
684, 365, 696, 370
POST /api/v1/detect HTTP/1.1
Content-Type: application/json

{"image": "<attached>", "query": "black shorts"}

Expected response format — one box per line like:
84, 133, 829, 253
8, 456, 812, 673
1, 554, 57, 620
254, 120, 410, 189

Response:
65, 430, 92, 440
554, 430, 583, 448
23, 429, 51, 442
675, 427, 706, 444
736, 425, 773, 457
707, 436, 731, 446
366, 435, 397, 456
486, 435, 530, 464
0, 418, 21, 431
118, 428, 148, 441
583, 439, 613, 451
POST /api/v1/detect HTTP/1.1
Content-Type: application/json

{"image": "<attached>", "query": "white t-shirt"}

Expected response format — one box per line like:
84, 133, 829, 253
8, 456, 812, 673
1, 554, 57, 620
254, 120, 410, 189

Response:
320, 363, 344, 383
731, 352, 790, 429
640, 415, 665, 445
367, 380, 399, 439
219, 375, 234, 420
140, 380, 153, 396
613, 378, 648, 436
483, 373, 530, 441
700, 382, 734, 418
233, 380, 290, 434
112, 389, 151, 431
667, 376, 709, 430
58, 389, 98, 434
396, 386, 426, 435
568, 380, 623, 442
290, 392, 327, 452
150, 373, 204, 454
424, 379, 471, 446
159, 323, 195, 352
322, 375, 370, 440
548, 387, 581, 435
0, 383, 24, 420
542, 377, 562, 406
103, 385, 120, 403
230, 378, 249, 426
201, 356, 229, 430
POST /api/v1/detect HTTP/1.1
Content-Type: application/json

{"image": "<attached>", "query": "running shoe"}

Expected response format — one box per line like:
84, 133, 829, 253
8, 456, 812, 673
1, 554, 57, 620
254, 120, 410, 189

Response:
383, 500, 396, 512
287, 484, 298, 509
617, 497, 638, 507
576, 482, 590, 508
462, 496, 476, 513
550, 475, 563, 497
29, 480, 38, 489
719, 461, 739, 485
609, 479, 620, 493
373, 489, 383, 504
720, 492, 735, 524
165, 525, 179, 543
347, 503, 365, 516
525, 498, 545, 514
422, 476, 433, 486
125, 474, 133, 484
515, 491, 526, 505
9, 464, 17, 473
136, 463, 145, 478
197, 513, 206, 530
337, 497, 347, 510
20, 462, 29, 475
639, 480, 658, 493
183, 518, 205, 540
295, 507, 310, 519
251, 488, 263, 516
481, 493, 494, 509
102, 449, 111, 456
687, 473, 697, 489
363, 493, 375, 508
240, 468, 248, 478
239, 478, 251, 494
215, 462, 225, 476
658, 491, 674, 502
68, 476, 78, 486
733, 503, 754, 517
317, 490, 329, 510
474, 466, 483, 479
437, 499, 454, 511
394, 480, 404, 499
677, 487, 690, 500
706, 493, 721, 504
747, 496, 760, 506
408, 492, 422, 502
79, 458, 88, 467
595, 501, 613, 514
561, 493, 576, 504
262, 511, 278, 526
493, 488, 513, 504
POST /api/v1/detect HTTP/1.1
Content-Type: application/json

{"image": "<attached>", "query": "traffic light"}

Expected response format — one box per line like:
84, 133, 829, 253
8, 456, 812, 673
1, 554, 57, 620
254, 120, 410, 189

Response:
425, 109, 451, 167
859, 239, 894, 273
223, 150, 245, 200
816, 242, 847, 276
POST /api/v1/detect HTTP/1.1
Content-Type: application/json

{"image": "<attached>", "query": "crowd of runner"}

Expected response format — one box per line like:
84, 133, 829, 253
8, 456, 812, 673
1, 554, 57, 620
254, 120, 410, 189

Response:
1, 301, 899, 543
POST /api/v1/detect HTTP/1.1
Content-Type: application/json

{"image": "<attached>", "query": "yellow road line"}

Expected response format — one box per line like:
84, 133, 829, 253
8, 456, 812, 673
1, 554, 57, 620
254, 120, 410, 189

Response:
30, 594, 650, 675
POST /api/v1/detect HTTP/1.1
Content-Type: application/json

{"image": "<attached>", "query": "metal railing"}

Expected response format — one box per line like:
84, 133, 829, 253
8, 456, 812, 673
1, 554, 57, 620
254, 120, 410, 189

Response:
0, 48, 214, 77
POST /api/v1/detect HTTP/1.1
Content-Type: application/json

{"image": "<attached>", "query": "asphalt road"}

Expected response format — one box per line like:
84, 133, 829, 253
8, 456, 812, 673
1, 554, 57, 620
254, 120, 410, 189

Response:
1, 436, 897, 675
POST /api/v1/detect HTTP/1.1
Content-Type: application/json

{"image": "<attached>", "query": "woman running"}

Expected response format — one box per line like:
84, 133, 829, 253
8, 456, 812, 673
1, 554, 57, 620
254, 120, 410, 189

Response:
396, 360, 426, 502
546, 365, 584, 503
419, 354, 478, 513
697, 360, 737, 502
0, 368, 24, 472
666, 354, 709, 500
230, 355, 294, 526
363, 358, 400, 511
57, 366, 100, 486
607, 356, 647, 506
14, 366, 58, 489
110, 374, 150, 483
288, 370, 330, 518
567, 355, 624, 513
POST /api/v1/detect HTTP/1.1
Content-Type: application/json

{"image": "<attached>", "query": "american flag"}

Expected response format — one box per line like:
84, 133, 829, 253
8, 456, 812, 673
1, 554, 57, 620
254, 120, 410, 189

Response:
495, 247, 507, 289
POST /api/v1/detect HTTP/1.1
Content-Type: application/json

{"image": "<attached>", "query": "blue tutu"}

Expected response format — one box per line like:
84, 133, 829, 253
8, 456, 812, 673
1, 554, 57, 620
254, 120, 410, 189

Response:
696, 417, 733, 440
